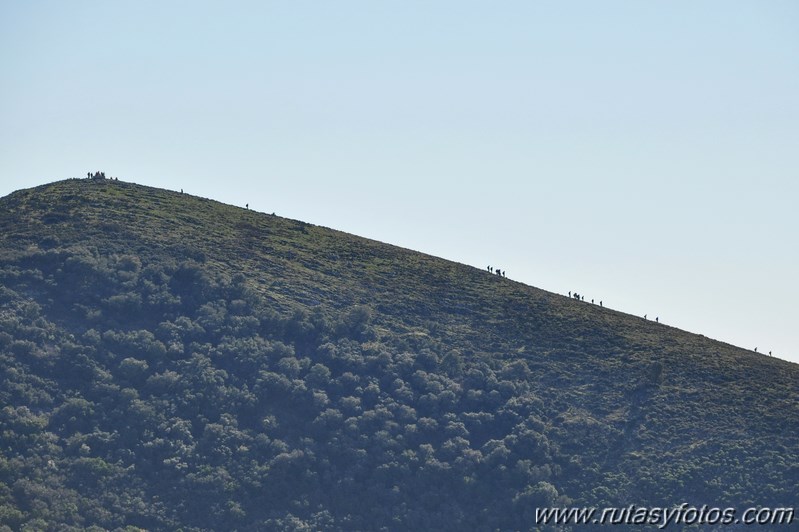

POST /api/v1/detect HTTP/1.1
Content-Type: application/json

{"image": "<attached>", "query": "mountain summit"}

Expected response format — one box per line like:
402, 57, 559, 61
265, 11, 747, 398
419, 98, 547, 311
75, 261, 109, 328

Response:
1, 178, 797, 530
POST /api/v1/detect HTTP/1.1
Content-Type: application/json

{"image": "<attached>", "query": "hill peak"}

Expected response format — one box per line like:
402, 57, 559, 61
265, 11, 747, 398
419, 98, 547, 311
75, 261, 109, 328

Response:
1, 177, 797, 529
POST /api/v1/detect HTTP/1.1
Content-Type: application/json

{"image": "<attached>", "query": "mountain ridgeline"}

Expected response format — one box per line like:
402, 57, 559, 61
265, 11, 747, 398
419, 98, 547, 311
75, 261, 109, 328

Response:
0, 179, 797, 531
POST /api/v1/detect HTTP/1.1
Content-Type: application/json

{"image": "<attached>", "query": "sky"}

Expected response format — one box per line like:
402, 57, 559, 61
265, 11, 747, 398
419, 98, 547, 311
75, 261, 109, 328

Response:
1, 1, 798, 363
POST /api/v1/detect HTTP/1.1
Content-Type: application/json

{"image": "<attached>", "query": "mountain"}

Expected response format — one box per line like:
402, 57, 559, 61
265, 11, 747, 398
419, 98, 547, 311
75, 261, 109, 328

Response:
1, 178, 797, 531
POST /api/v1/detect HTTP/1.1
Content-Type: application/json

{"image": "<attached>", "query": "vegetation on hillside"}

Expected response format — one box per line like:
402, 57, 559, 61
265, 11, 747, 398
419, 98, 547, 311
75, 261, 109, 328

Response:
1, 179, 797, 531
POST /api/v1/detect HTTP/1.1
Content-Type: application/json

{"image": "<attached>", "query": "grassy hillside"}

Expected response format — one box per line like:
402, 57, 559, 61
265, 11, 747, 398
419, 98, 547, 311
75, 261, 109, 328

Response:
0, 178, 797, 531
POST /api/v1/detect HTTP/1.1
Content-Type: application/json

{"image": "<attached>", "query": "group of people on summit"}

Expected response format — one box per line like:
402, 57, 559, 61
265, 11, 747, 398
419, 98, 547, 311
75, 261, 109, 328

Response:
87, 171, 119, 181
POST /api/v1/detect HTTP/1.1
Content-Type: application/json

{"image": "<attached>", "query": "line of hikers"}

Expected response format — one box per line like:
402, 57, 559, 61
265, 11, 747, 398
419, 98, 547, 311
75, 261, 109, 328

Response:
569, 290, 773, 357
568, 291, 602, 308
487, 266, 506, 278
570, 290, 660, 323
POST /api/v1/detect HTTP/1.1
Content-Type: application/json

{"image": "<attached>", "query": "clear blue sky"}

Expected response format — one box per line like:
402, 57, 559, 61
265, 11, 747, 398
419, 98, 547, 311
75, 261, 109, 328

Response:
2, 1, 797, 362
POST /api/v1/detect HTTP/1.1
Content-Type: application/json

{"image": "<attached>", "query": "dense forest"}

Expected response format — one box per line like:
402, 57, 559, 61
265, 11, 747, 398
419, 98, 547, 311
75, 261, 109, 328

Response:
1, 179, 797, 531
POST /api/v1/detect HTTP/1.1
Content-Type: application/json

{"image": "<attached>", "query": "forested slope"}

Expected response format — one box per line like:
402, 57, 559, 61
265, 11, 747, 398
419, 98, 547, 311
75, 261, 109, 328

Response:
1, 179, 797, 531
